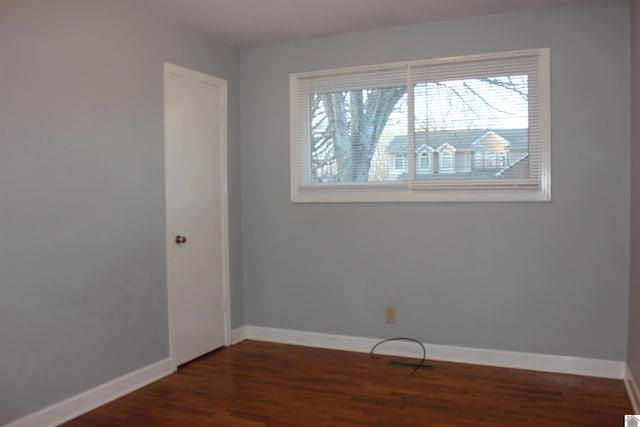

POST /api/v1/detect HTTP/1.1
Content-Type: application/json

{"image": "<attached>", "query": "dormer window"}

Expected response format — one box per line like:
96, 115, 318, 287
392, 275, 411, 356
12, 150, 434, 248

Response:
440, 152, 454, 173
473, 131, 511, 170
419, 153, 430, 170
436, 144, 456, 174
416, 147, 433, 174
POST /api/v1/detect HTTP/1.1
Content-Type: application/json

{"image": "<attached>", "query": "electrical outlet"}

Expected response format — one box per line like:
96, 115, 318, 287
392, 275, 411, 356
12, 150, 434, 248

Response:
385, 306, 396, 324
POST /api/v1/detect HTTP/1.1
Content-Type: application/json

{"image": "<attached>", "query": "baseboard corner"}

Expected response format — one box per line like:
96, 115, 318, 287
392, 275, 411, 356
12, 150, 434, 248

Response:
231, 326, 247, 344
625, 364, 640, 414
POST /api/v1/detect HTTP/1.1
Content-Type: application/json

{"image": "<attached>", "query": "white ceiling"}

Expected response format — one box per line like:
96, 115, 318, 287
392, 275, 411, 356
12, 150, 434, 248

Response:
138, 0, 600, 47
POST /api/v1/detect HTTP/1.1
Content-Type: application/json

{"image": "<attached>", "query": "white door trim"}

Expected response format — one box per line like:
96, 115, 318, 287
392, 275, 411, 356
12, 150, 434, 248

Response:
163, 62, 231, 371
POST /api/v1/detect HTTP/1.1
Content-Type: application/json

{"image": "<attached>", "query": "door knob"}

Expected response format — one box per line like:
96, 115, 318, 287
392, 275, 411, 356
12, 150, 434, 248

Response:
175, 235, 187, 244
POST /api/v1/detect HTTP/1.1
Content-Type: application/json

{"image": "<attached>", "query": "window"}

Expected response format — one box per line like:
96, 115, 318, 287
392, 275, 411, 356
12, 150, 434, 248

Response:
440, 151, 454, 173
290, 48, 550, 202
498, 152, 508, 168
417, 152, 431, 172
393, 155, 407, 172
485, 151, 497, 169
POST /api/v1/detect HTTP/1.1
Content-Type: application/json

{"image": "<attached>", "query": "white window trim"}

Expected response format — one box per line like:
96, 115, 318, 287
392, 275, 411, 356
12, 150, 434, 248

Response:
393, 154, 408, 173
290, 48, 551, 203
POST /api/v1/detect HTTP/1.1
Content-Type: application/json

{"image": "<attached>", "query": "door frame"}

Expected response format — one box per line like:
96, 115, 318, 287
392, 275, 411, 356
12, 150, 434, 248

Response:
163, 62, 231, 370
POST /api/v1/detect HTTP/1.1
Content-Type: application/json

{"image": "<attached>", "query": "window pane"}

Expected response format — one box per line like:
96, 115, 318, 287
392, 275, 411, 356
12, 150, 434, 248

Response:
412, 75, 529, 182
309, 86, 407, 184
441, 152, 453, 171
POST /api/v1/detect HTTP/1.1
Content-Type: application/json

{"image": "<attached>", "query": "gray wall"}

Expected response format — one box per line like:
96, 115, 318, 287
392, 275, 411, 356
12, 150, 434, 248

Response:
629, 0, 640, 383
0, 0, 241, 423
1, 0, 634, 424
240, 2, 630, 361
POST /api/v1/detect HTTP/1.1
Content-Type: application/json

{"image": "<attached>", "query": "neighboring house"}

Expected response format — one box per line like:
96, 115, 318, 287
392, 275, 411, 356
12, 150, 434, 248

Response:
387, 128, 528, 180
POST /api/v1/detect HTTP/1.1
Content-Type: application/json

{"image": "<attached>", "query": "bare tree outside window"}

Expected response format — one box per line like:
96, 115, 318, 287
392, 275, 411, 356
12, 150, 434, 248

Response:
310, 87, 406, 183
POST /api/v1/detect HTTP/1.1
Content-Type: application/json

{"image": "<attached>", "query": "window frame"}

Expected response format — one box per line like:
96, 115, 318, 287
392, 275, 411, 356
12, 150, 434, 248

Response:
290, 48, 551, 203
393, 154, 407, 173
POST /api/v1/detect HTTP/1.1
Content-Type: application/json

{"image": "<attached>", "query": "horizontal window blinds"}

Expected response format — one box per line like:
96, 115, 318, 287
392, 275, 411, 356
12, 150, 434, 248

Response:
295, 66, 408, 187
296, 66, 407, 93
409, 52, 541, 190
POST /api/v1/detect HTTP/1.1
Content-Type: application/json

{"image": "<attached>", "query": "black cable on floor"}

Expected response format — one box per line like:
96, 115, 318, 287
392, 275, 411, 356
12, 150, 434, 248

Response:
369, 337, 432, 374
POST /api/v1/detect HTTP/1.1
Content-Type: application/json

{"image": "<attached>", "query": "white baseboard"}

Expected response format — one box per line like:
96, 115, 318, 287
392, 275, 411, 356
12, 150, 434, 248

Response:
626, 364, 640, 413
5, 359, 174, 427
234, 325, 626, 379
231, 326, 247, 345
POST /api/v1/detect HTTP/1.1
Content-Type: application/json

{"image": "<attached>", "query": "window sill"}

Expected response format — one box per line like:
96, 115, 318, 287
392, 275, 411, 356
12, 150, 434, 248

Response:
291, 187, 551, 203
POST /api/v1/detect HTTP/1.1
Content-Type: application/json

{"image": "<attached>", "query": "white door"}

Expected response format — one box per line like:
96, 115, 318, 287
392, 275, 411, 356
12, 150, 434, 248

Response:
164, 63, 230, 368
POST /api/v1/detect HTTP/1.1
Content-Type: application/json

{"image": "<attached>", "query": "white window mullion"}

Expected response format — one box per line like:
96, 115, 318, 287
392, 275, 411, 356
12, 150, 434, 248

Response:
407, 65, 415, 186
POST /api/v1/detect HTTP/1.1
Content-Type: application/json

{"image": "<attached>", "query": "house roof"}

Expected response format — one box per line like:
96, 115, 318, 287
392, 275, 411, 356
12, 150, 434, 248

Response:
496, 154, 529, 179
473, 131, 511, 148
388, 128, 528, 153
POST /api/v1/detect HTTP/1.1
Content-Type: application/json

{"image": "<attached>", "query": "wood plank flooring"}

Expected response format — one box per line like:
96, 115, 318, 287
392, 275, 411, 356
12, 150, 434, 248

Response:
63, 340, 633, 426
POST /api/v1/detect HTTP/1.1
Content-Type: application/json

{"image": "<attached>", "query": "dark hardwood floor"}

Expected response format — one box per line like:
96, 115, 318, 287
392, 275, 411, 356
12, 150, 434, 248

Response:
64, 340, 633, 426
